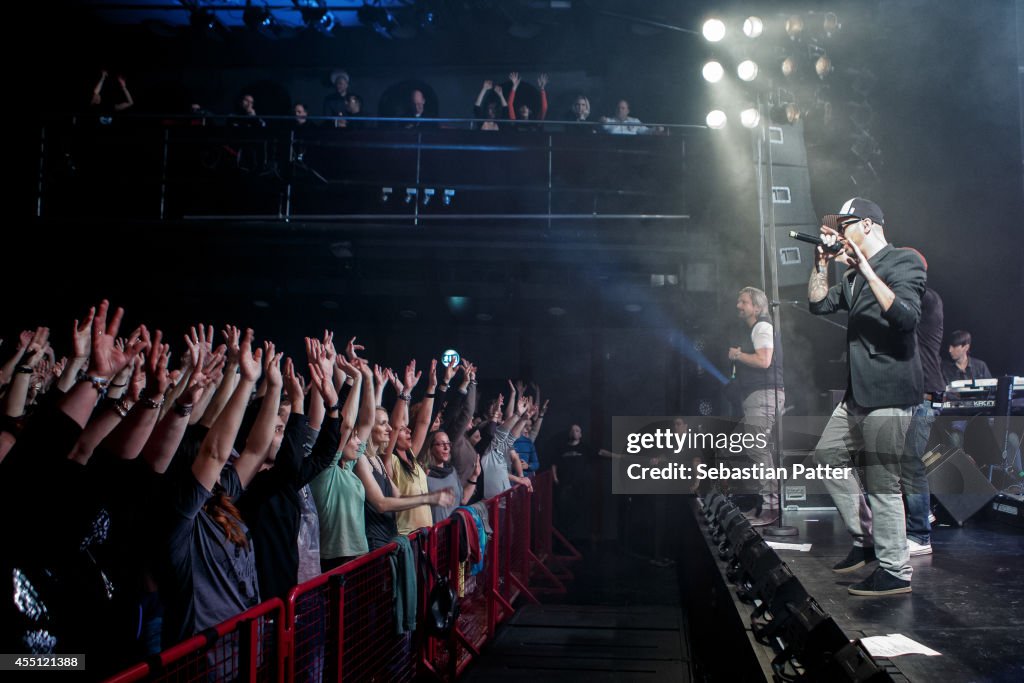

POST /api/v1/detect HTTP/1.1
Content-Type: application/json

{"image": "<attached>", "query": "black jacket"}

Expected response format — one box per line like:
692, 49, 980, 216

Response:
810, 244, 926, 408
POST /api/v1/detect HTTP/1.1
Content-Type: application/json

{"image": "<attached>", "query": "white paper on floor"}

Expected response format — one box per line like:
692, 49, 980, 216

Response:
860, 633, 942, 657
765, 541, 812, 552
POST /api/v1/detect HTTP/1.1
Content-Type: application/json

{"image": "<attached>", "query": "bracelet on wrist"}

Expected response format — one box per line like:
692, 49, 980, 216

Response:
173, 401, 193, 417
139, 396, 165, 409
424, 392, 436, 398
113, 397, 132, 418
109, 381, 128, 388
77, 371, 110, 394
327, 403, 342, 412
14, 365, 33, 374
398, 392, 412, 402
439, 383, 449, 392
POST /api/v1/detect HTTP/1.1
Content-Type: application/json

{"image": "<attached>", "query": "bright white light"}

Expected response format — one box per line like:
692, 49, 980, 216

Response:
706, 110, 727, 129
743, 16, 763, 38
702, 18, 725, 42
737, 60, 759, 82
740, 108, 761, 128
702, 60, 724, 83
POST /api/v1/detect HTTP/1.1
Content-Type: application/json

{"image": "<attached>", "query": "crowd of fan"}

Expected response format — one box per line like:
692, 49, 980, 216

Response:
0, 300, 558, 676
87, 67, 665, 135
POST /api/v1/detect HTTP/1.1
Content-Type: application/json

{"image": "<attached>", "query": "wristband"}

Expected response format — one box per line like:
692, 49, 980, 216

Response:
139, 396, 165, 409
424, 392, 436, 398
398, 392, 412, 402
15, 365, 34, 374
173, 401, 194, 417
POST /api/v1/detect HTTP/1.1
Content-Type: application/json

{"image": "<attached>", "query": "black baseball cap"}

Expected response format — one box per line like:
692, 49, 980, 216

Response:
822, 197, 884, 230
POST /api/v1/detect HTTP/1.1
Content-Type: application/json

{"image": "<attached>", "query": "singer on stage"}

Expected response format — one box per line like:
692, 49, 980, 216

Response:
727, 287, 784, 526
807, 197, 927, 597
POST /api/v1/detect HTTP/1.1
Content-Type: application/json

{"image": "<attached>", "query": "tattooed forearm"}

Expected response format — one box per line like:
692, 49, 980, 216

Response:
808, 266, 829, 302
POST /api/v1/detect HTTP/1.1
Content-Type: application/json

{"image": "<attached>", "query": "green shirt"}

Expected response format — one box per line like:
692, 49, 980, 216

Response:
310, 450, 368, 560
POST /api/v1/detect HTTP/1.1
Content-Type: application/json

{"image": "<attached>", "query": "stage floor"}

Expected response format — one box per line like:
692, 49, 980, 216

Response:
769, 508, 1024, 682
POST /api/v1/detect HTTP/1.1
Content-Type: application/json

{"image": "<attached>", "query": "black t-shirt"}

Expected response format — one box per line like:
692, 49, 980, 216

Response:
917, 288, 945, 394
552, 439, 591, 487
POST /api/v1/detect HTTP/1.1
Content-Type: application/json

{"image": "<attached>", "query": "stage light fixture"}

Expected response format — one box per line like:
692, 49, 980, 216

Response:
785, 15, 804, 39
737, 60, 758, 82
706, 110, 727, 129
702, 18, 725, 42
743, 16, 763, 38
358, 3, 399, 39
770, 102, 801, 125
823, 12, 840, 37
740, 108, 761, 128
815, 55, 833, 79
781, 57, 797, 77
702, 61, 724, 83
295, 0, 335, 34
243, 1, 275, 32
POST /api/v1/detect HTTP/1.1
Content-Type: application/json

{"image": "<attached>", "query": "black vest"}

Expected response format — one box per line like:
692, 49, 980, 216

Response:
734, 314, 784, 399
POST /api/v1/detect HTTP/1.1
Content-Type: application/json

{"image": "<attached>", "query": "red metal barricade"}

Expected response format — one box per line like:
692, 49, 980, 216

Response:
105, 599, 286, 683
108, 481, 569, 683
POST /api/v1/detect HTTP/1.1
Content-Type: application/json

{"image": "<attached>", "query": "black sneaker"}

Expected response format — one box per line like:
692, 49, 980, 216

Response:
832, 545, 877, 574
848, 567, 911, 596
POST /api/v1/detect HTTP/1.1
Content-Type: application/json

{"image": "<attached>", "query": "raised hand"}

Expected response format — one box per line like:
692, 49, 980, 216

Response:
373, 364, 389, 390
72, 308, 94, 359
336, 354, 359, 380
387, 368, 403, 395
322, 330, 337, 365
308, 357, 339, 408
426, 359, 438, 392
509, 72, 521, 89
262, 342, 283, 389
88, 300, 149, 380
482, 79, 494, 90
345, 336, 365, 362
222, 325, 242, 365
493, 85, 503, 97
516, 395, 529, 416
237, 328, 263, 382
128, 355, 146, 402
143, 330, 172, 398
442, 357, 460, 384
21, 327, 51, 369
515, 379, 526, 396
17, 330, 33, 351
403, 359, 422, 393
537, 73, 549, 90
283, 358, 304, 404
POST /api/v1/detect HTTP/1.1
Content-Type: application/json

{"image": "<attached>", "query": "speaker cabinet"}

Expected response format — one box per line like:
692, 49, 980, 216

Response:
925, 448, 998, 526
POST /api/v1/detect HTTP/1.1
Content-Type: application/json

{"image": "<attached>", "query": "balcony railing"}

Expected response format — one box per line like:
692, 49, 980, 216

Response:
36, 115, 696, 227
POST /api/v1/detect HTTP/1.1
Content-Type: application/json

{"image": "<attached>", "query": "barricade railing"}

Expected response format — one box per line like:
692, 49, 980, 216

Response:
108, 480, 572, 682
105, 598, 286, 683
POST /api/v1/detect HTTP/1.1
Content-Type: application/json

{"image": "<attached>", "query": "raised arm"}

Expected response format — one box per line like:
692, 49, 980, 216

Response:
507, 72, 520, 119
354, 454, 454, 513
201, 324, 242, 427
410, 359, 437, 455
57, 313, 94, 394
102, 330, 173, 460
142, 354, 215, 474
113, 75, 134, 112
233, 342, 284, 488
334, 356, 362, 447
3, 327, 49, 420
192, 328, 262, 492
537, 73, 549, 120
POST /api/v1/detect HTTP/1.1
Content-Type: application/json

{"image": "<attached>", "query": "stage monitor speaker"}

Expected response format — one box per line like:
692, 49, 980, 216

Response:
925, 448, 998, 526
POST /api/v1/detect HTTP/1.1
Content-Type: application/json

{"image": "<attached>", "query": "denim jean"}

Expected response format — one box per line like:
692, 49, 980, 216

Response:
903, 400, 935, 544
813, 400, 914, 581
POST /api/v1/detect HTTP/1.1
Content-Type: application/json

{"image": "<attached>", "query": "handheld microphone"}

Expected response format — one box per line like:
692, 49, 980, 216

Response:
789, 230, 843, 253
